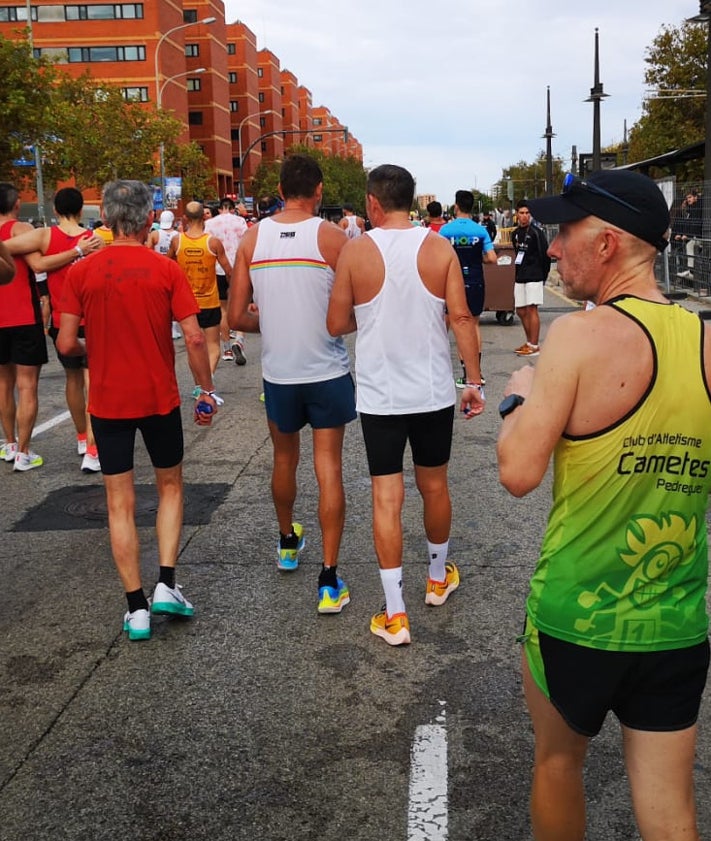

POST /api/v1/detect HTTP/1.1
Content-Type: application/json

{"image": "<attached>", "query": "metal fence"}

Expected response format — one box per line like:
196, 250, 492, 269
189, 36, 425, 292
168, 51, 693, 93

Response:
536, 179, 711, 301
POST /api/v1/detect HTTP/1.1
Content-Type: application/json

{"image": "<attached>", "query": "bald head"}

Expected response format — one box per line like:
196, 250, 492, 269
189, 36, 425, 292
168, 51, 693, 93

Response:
185, 201, 204, 222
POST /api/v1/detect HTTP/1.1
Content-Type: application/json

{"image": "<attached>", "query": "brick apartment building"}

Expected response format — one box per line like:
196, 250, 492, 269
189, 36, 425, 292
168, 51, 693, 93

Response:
0, 0, 362, 205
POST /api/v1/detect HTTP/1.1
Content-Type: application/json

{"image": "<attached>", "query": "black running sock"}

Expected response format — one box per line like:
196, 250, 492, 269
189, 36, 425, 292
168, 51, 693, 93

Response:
126, 588, 149, 613
318, 565, 338, 588
158, 566, 176, 589
280, 530, 299, 549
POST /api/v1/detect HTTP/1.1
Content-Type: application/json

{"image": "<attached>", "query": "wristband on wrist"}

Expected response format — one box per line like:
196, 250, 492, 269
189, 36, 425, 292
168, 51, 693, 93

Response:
74, 245, 84, 259
192, 385, 224, 405
465, 382, 483, 390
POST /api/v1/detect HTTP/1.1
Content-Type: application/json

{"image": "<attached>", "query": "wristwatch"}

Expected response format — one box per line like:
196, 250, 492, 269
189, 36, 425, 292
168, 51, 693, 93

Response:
499, 393, 525, 419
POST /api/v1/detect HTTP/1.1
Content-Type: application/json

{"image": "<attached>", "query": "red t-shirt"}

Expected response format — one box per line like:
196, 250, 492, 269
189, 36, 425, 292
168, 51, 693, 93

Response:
0, 220, 41, 328
47, 226, 93, 328
61, 245, 199, 419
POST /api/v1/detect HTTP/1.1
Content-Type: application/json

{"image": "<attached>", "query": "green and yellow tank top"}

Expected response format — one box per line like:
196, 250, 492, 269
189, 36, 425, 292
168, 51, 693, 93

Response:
527, 296, 711, 652
175, 232, 218, 309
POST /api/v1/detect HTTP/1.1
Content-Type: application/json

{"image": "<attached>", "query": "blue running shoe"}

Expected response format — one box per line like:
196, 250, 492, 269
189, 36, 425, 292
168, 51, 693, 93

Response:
318, 577, 350, 614
277, 522, 305, 571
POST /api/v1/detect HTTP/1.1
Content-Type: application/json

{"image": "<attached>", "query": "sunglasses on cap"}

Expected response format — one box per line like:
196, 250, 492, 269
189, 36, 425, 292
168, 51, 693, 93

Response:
562, 173, 640, 215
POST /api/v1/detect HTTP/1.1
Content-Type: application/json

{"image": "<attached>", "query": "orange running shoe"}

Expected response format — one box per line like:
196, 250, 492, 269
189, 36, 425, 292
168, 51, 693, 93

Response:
425, 562, 460, 606
370, 610, 411, 646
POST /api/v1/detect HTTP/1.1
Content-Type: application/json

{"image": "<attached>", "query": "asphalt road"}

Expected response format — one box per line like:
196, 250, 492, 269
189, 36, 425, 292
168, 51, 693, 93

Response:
1, 284, 710, 841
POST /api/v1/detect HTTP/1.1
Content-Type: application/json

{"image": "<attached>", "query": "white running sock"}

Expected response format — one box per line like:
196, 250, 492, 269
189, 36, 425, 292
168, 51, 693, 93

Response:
379, 567, 406, 617
428, 540, 449, 582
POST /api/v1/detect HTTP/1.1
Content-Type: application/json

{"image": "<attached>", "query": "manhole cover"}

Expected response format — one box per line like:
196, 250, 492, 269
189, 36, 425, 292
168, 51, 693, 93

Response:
11, 483, 230, 532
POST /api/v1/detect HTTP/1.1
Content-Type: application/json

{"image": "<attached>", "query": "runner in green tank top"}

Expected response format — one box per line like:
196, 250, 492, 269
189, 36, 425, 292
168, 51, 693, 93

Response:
497, 170, 711, 841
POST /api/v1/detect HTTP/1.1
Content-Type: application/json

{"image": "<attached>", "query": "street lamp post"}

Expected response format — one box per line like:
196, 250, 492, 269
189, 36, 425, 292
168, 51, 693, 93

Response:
158, 68, 205, 209
236, 110, 280, 200
153, 16, 216, 207
24, 1, 46, 224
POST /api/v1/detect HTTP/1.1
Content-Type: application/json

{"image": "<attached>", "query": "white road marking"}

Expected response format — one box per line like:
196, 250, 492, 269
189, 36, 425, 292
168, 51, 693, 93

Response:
408, 702, 448, 841
33, 410, 71, 437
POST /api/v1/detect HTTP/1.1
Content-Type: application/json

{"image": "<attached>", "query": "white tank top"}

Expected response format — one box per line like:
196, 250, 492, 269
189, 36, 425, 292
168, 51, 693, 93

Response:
344, 215, 361, 239
154, 228, 176, 255
354, 226, 456, 414
250, 216, 350, 384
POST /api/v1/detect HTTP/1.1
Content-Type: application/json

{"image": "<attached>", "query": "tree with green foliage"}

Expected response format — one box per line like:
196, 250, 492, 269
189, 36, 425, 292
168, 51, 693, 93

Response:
0, 33, 55, 181
42, 73, 181, 191
492, 154, 566, 207
627, 20, 706, 178
251, 144, 368, 214
164, 139, 217, 202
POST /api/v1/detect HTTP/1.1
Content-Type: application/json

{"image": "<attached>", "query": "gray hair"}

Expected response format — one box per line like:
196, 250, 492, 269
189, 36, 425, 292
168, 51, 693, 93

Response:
102, 180, 153, 236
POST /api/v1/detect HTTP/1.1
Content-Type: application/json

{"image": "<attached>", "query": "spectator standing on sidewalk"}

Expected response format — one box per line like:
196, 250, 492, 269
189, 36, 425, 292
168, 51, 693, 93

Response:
328, 164, 485, 646
58, 179, 218, 642
511, 199, 550, 357
497, 170, 709, 841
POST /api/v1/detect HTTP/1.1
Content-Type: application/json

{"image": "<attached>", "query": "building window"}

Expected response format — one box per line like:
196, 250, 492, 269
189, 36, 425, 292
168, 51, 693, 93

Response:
67, 45, 146, 62
258, 92, 265, 103
227, 43, 236, 55
313, 117, 322, 126
33, 47, 67, 62
65, 4, 144, 20
259, 117, 266, 128
230, 129, 240, 141
183, 9, 198, 23
188, 111, 203, 126
36, 5, 64, 22
261, 141, 267, 152
257, 67, 264, 77
122, 86, 149, 101
186, 78, 201, 92
280, 86, 284, 95
230, 101, 238, 112
185, 44, 199, 58
232, 156, 241, 168
228, 72, 237, 84
313, 134, 323, 143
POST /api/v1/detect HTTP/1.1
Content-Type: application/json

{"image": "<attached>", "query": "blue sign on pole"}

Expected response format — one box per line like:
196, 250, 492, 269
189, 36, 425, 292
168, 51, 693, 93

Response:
12, 160, 34, 167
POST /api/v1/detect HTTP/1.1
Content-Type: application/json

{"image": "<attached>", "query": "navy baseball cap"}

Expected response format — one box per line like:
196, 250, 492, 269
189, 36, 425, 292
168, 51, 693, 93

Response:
527, 170, 670, 251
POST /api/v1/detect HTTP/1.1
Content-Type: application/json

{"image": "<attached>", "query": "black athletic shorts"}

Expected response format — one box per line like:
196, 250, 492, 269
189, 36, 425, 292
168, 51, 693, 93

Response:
464, 280, 485, 317
197, 306, 221, 329
0, 323, 48, 366
217, 274, 229, 301
533, 627, 710, 736
47, 325, 87, 370
90, 406, 183, 475
359, 405, 455, 476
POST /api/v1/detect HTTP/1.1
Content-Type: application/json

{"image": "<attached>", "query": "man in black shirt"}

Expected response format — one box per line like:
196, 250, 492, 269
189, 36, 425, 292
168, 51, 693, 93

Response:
511, 200, 550, 357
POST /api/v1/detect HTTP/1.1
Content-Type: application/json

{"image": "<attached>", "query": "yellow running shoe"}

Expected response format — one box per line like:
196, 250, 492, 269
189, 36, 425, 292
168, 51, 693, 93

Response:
370, 610, 411, 646
425, 562, 460, 606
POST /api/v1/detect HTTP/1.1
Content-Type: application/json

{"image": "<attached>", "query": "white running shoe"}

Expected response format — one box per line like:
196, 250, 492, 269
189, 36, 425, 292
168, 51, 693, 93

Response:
81, 452, 101, 473
123, 608, 151, 641
151, 582, 195, 616
13, 450, 43, 472
1, 441, 17, 462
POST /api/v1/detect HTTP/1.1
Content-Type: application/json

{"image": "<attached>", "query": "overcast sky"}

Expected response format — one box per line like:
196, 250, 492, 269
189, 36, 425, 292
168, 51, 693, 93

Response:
223, 0, 699, 202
